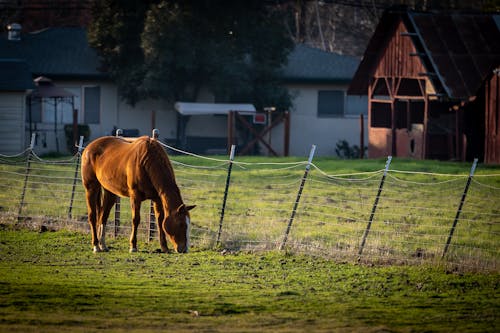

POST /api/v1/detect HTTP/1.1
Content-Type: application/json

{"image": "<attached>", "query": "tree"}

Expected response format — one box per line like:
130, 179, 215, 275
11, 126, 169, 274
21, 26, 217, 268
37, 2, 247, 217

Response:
88, 0, 294, 111
87, 0, 155, 105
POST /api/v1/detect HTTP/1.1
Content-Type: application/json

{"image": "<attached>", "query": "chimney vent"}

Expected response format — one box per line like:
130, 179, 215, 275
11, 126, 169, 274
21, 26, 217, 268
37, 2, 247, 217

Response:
7, 23, 21, 41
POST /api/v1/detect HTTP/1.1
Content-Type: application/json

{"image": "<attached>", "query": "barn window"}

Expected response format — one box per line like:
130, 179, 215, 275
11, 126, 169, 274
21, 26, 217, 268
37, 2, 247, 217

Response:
318, 90, 345, 117
84, 86, 100, 124
371, 102, 391, 128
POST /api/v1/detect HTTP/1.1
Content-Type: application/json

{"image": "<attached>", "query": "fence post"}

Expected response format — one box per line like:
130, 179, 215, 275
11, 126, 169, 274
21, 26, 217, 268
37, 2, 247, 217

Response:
17, 133, 36, 222
442, 158, 478, 258
279, 144, 316, 250
358, 156, 392, 256
216, 144, 236, 247
114, 129, 122, 237
68, 136, 84, 219
148, 129, 160, 242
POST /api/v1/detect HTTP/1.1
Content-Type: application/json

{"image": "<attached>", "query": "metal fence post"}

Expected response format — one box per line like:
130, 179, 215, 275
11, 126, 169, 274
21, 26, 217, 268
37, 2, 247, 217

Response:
279, 144, 316, 250
358, 156, 392, 256
442, 158, 478, 258
113, 129, 122, 237
17, 133, 36, 222
216, 144, 236, 247
148, 129, 160, 241
68, 136, 84, 219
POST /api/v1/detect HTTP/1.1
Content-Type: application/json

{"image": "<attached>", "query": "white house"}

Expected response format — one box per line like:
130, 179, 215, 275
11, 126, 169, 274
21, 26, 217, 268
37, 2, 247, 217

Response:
0, 26, 366, 157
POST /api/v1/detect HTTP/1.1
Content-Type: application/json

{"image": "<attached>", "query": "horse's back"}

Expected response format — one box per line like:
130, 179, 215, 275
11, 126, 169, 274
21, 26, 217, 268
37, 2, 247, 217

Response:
82, 136, 152, 197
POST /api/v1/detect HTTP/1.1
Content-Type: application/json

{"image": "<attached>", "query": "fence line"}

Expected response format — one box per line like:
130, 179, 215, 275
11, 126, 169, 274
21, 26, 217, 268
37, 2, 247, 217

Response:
0, 133, 499, 272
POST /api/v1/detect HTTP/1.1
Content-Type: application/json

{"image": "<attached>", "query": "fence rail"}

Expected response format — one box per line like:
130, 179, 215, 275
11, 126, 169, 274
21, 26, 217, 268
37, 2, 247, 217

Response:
1, 133, 499, 272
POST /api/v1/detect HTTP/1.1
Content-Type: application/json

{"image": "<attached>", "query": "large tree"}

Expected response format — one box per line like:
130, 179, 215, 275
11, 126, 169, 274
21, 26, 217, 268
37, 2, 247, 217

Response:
87, 0, 156, 105
88, 0, 294, 110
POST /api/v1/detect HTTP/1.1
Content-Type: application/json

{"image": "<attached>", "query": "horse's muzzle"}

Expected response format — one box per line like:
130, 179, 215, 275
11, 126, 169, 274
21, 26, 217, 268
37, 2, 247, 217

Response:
176, 246, 188, 253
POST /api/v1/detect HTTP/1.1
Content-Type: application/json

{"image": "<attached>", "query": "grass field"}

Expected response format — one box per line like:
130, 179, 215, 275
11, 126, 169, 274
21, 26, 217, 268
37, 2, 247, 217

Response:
1, 155, 499, 271
0, 225, 499, 332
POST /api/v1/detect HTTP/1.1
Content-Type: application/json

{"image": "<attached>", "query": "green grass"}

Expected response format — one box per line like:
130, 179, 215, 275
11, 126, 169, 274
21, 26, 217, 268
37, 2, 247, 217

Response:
0, 226, 499, 332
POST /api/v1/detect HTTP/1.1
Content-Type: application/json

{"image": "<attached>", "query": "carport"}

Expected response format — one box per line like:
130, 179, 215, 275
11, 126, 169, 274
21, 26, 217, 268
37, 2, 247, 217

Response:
174, 102, 290, 156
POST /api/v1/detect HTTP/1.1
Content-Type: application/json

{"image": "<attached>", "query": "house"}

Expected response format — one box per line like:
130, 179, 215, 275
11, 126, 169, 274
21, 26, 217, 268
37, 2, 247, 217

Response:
0, 59, 33, 154
0, 25, 365, 157
273, 44, 367, 157
347, 7, 500, 163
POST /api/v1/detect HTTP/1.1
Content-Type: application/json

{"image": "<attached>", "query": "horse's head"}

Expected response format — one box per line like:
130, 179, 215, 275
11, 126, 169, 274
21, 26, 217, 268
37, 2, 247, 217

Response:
164, 204, 196, 253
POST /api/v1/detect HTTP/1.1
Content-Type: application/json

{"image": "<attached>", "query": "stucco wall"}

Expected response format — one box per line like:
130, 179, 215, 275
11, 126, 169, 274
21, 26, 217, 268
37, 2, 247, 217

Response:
270, 83, 368, 157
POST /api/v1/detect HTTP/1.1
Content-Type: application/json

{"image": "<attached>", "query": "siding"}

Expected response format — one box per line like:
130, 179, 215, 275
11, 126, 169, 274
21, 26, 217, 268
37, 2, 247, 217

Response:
0, 92, 26, 154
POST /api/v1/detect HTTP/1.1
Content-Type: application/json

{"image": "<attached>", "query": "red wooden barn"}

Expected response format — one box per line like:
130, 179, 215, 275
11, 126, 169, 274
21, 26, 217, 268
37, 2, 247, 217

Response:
348, 7, 500, 163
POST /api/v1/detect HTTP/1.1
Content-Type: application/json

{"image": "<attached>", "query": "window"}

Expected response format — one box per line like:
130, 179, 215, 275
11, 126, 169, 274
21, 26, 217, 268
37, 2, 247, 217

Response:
84, 86, 100, 124
317, 90, 345, 117
371, 102, 391, 128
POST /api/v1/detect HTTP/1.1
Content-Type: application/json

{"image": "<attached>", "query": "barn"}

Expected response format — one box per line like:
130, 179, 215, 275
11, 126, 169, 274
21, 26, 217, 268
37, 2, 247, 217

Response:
348, 7, 500, 163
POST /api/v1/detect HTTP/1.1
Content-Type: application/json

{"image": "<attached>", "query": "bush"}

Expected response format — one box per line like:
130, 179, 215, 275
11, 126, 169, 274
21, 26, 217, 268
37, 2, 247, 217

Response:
64, 124, 91, 153
335, 139, 366, 159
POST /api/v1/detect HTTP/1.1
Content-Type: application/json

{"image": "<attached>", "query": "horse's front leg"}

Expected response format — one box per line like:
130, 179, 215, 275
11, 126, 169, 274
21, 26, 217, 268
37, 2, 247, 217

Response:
153, 200, 168, 253
129, 196, 142, 253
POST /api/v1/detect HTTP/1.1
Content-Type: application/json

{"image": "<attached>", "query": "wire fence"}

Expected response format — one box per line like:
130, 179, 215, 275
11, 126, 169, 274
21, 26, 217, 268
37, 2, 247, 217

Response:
0, 133, 499, 272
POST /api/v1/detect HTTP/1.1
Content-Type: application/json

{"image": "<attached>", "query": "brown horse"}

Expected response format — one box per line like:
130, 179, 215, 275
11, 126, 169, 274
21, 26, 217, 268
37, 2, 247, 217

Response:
81, 136, 195, 253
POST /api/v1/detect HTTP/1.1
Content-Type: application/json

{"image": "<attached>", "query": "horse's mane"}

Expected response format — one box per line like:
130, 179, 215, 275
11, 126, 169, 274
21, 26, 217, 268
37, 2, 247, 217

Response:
139, 138, 182, 203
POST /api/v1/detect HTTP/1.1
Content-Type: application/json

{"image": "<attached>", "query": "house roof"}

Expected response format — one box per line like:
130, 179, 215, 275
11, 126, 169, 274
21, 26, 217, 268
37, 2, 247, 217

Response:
0, 27, 106, 79
0, 59, 34, 90
348, 7, 500, 100
283, 44, 360, 83
0, 28, 357, 87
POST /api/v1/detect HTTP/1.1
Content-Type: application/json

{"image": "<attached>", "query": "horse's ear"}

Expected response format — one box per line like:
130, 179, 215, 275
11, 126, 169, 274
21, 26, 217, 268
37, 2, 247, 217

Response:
177, 204, 196, 214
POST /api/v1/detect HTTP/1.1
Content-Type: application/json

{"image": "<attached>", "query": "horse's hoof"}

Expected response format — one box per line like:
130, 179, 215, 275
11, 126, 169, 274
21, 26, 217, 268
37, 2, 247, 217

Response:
93, 246, 101, 253
100, 247, 109, 252
129, 248, 138, 253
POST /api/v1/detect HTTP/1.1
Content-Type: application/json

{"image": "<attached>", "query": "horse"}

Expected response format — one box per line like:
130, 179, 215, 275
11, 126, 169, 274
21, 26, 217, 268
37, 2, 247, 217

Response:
81, 135, 195, 253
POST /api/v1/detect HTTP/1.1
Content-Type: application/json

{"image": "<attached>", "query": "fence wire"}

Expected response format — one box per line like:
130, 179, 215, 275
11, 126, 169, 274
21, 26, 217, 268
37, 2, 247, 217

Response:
0, 145, 499, 272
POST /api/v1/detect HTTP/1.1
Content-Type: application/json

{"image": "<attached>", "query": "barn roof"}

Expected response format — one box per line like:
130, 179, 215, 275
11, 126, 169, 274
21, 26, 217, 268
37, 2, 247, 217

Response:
348, 7, 500, 100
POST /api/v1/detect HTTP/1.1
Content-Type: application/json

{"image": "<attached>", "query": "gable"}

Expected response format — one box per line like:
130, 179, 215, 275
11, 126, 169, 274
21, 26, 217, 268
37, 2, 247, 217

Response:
374, 20, 426, 79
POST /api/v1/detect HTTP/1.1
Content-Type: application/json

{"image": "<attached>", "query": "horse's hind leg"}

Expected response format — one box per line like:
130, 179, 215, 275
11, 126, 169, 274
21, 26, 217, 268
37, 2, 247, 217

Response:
129, 195, 142, 253
153, 200, 168, 253
98, 189, 116, 252
84, 183, 101, 252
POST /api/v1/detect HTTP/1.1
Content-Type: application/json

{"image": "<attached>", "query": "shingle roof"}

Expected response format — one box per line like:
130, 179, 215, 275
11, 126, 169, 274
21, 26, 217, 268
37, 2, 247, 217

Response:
348, 8, 500, 100
283, 44, 360, 83
0, 28, 357, 86
0, 27, 106, 79
0, 59, 34, 90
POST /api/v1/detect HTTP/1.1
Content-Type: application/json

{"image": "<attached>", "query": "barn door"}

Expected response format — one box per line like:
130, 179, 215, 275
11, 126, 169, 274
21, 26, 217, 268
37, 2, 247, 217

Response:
394, 100, 425, 158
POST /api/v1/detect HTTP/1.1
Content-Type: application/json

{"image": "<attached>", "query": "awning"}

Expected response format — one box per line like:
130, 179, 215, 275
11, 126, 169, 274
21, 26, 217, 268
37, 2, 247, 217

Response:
174, 102, 256, 116
29, 76, 74, 98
